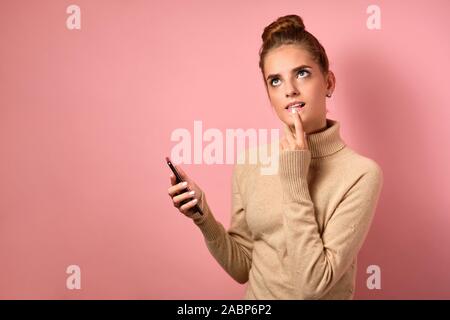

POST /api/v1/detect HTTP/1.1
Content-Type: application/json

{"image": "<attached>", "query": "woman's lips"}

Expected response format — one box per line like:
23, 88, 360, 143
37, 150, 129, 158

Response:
286, 104, 306, 113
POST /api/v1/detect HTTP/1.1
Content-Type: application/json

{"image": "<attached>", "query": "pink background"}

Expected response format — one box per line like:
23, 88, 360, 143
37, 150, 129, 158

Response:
1, 0, 450, 299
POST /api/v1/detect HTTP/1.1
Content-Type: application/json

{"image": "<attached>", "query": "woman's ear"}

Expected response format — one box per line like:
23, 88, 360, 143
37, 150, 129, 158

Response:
326, 70, 336, 93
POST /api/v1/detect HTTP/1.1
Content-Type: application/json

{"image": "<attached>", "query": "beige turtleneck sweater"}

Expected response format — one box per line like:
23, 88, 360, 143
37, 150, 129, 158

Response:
191, 118, 383, 299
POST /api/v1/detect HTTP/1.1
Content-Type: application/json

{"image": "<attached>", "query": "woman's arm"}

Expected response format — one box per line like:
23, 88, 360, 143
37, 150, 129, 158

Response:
278, 149, 383, 299
191, 163, 254, 284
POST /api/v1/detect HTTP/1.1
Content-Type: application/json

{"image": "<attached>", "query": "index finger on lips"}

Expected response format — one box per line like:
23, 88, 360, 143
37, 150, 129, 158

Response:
292, 109, 305, 145
283, 123, 295, 147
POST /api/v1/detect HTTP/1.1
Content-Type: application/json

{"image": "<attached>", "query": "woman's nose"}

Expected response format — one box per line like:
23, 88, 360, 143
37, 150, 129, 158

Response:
285, 81, 300, 97
285, 89, 299, 98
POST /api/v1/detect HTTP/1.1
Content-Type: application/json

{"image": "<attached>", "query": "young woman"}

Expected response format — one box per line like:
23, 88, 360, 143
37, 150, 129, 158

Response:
167, 14, 383, 300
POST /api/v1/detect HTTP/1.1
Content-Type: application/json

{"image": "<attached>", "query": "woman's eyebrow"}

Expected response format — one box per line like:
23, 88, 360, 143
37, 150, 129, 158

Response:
266, 65, 312, 81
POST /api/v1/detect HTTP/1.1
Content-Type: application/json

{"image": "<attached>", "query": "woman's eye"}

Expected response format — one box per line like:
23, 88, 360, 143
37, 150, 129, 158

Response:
297, 70, 310, 78
270, 70, 310, 87
271, 79, 281, 86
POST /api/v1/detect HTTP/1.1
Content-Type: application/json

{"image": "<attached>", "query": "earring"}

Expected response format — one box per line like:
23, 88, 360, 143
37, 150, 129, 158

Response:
326, 93, 332, 98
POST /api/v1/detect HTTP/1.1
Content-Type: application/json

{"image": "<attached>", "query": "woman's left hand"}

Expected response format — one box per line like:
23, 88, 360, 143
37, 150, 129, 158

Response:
280, 109, 309, 151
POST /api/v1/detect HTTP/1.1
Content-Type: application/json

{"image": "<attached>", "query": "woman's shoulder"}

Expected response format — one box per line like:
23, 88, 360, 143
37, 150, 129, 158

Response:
339, 146, 384, 182
235, 143, 280, 175
233, 145, 260, 176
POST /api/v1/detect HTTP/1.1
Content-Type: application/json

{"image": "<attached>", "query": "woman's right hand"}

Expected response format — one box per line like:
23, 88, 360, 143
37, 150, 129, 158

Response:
167, 165, 204, 219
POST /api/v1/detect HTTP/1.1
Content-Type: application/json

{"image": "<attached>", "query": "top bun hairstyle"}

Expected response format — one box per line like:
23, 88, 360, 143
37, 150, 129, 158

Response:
258, 14, 330, 85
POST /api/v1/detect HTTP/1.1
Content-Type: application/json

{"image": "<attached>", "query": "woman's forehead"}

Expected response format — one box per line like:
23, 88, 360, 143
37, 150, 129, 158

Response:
265, 47, 316, 72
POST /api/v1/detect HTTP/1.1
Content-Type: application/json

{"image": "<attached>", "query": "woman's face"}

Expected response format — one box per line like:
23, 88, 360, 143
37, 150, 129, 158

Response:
263, 44, 335, 135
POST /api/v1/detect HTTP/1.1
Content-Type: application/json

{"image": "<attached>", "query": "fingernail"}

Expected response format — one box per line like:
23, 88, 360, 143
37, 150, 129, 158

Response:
189, 190, 195, 195
192, 199, 198, 203
182, 182, 188, 186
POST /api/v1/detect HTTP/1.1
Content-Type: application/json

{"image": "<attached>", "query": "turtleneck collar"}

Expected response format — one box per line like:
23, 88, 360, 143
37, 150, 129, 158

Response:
305, 118, 346, 158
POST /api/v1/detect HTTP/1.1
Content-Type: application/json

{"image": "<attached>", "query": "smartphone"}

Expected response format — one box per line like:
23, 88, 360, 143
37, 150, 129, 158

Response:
165, 156, 203, 215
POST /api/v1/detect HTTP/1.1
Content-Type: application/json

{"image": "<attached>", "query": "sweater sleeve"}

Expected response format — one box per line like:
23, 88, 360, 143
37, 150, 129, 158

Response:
191, 163, 254, 284
278, 149, 383, 299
